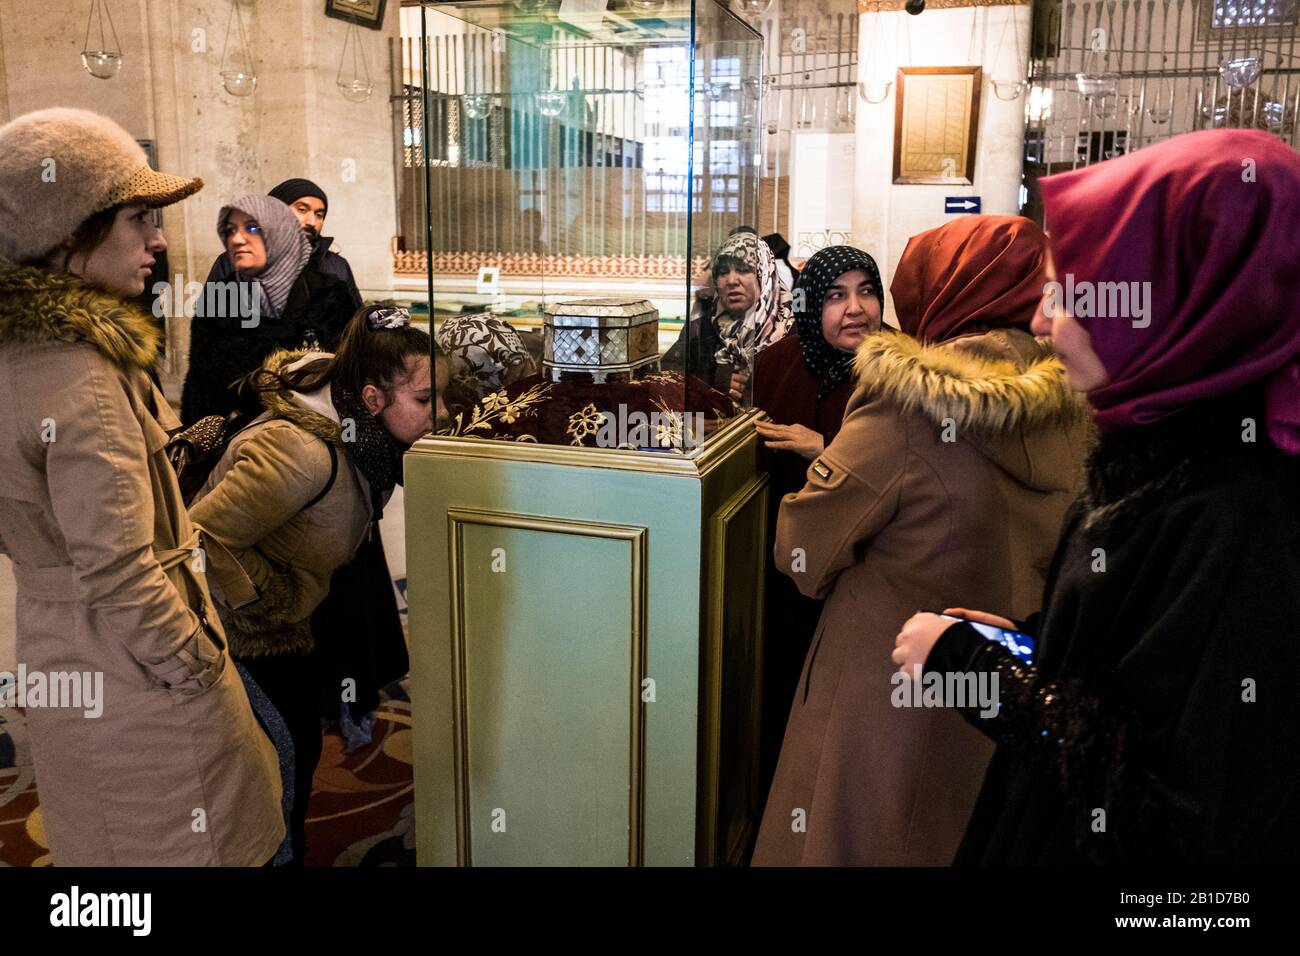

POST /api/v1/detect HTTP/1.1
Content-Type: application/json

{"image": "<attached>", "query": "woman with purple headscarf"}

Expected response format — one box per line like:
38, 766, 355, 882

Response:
893, 129, 1300, 865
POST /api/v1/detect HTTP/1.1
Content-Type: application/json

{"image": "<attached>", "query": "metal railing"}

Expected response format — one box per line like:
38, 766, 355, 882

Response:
391, 28, 761, 263
390, 2, 854, 260
1026, 0, 1300, 171
757, 2, 859, 237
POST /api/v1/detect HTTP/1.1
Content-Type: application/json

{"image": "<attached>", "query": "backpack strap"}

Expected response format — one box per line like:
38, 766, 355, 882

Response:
304, 441, 338, 509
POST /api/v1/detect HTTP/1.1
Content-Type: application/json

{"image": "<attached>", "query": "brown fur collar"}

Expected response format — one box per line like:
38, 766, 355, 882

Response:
853, 329, 1090, 433
0, 256, 159, 369
253, 348, 345, 446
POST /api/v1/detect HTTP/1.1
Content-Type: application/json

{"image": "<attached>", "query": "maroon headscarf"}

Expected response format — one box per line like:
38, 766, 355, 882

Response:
1040, 128, 1300, 454
889, 215, 1049, 343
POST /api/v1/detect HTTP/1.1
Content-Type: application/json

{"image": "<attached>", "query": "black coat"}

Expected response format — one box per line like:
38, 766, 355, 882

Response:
662, 294, 732, 392
180, 265, 357, 425
927, 389, 1300, 865
204, 237, 363, 310
310, 527, 409, 722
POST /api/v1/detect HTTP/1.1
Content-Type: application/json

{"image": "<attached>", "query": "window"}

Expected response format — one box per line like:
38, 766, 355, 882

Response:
645, 137, 690, 212
643, 46, 692, 214
708, 55, 741, 129
1210, 0, 1296, 27
708, 140, 740, 212
709, 140, 739, 174
1196, 0, 1297, 36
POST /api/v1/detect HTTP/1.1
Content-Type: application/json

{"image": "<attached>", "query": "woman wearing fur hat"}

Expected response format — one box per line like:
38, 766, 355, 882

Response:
180, 194, 356, 425
0, 108, 284, 865
190, 305, 433, 864
894, 130, 1300, 865
753, 216, 1092, 866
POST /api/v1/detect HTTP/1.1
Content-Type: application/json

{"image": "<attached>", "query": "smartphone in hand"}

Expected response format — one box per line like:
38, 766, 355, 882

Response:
937, 613, 1036, 665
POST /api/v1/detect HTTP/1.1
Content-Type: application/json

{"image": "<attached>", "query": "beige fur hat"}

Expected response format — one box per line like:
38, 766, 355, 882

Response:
0, 107, 202, 263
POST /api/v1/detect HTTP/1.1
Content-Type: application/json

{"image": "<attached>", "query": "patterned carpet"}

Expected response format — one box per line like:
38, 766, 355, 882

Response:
305, 678, 416, 867
0, 676, 416, 868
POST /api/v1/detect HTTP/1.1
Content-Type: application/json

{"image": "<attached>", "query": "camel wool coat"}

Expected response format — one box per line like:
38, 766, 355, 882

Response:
0, 258, 284, 866
753, 328, 1091, 866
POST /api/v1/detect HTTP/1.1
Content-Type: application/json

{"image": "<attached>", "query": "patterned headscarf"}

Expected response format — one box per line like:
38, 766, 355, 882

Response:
218, 195, 311, 318
436, 312, 535, 397
794, 245, 884, 399
709, 232, 794, 370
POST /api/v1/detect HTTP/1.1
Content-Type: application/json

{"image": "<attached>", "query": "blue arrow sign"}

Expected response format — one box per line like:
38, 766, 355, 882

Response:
945, 196, 982, 214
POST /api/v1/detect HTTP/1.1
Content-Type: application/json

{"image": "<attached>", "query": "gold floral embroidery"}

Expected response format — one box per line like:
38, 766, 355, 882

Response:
440, 382, 551, 437
649, 398, 686, 449
566, 402, 606, 446
638, 369, 682, 386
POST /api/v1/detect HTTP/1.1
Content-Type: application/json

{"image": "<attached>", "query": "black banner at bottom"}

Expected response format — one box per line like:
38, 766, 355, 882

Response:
0, 866, 1286, 942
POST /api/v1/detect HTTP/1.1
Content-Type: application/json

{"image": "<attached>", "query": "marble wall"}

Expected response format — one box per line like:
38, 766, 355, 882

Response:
853, 3, 1032, 325
0, 0, 400, 393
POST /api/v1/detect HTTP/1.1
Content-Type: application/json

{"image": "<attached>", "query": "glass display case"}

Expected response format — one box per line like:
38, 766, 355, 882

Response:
413, 0, 764, 451
405, 0, 769, 867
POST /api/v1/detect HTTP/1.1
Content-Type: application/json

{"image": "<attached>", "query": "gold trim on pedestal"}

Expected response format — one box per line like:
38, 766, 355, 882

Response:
411, 407, 765, 480
445, 508, 649, 867
697, 473, 769, 866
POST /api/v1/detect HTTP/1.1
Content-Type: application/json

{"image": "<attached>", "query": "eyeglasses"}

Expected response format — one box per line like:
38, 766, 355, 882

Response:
220, 220, 262, 241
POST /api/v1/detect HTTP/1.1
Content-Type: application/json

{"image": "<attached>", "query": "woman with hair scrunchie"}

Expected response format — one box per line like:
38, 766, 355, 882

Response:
190, 303, 434, 864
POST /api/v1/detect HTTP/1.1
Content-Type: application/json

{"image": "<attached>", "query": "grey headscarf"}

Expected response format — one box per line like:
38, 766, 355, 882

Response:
217, 195, 311, 317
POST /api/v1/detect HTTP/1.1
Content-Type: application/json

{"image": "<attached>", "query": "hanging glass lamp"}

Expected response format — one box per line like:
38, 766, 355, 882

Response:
81, 0, 123, 79
337, 21, 374, 102
220, 0, 258, 97
1220, 53, 1263, 90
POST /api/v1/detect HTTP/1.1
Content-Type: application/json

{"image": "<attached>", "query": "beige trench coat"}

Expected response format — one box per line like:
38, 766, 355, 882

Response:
0, 259, 283, 866
753, 329, 1092, 866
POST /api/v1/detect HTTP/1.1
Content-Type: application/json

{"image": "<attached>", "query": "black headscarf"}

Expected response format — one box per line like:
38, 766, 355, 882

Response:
268, 178, 329, 214
762, 232, 791, 261
764, 231, 801, 287
793, 245, 884, 400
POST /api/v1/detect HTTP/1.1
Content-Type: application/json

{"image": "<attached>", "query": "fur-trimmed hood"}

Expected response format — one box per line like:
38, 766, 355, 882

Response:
0, 256, 159, 369
191, 347, 372, 661
255, 348, 403, 516
253, 348, 345, 445
854, 328, 1092, 491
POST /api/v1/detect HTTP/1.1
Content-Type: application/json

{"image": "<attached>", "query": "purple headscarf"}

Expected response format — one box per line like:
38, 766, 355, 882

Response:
1040, 128, 1300, 453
